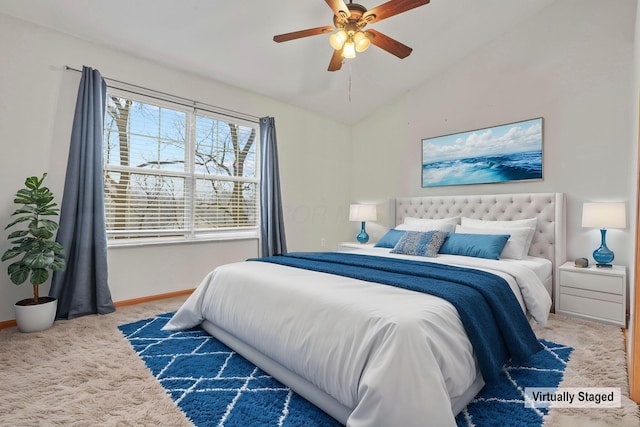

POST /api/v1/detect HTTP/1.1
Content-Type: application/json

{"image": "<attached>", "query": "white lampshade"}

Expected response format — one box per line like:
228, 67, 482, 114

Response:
581, 202, 626, 229
342, 38, 356, 59
349, 204, 377, 222
329, 30, 347, 50
354, 31, 370, 52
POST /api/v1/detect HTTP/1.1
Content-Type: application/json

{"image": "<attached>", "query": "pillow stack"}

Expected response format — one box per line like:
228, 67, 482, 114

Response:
374, 215, 538, 260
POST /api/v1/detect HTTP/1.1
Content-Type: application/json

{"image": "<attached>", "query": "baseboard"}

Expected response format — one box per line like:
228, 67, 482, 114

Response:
0, 289, 194, 330
0, 319, 17, 329
113, 289, 194, 307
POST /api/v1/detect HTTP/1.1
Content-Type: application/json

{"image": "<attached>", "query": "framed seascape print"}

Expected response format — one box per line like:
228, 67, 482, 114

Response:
421, 117, 543, 187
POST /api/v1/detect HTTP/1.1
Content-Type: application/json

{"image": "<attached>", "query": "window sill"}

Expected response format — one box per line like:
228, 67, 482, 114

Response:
107, 231, 259, 249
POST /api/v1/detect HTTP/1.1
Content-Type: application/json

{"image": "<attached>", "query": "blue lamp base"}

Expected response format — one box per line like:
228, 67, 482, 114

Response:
356, 221, 369, 244
593, 228, 614, 268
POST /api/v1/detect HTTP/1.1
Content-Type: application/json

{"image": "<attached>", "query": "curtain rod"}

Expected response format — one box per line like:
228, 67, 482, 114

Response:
63, 65, 261, 124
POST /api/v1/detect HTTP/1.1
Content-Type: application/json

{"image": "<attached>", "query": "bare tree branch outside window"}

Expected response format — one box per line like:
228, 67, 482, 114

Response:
103, 94, 258, 241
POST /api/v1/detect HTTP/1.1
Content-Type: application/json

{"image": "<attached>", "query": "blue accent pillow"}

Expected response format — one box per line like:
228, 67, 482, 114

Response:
390, 230, 449, 257
439, 233, 511, 260
374, 229, 406, 248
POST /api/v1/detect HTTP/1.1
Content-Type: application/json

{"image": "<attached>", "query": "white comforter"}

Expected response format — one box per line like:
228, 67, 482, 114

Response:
164, 252, 551, 427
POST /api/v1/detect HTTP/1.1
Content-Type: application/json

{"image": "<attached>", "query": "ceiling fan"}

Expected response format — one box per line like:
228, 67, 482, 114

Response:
273, 0, 431, 72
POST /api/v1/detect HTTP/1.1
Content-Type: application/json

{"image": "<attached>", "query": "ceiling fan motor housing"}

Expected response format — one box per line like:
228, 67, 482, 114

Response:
334, 3, 373, 31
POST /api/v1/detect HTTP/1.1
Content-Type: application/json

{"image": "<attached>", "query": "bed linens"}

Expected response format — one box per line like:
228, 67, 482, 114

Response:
353, 247, 552, 326
165, 261, 473, 426
252, 252, 542, 380
164, 251, 549, 427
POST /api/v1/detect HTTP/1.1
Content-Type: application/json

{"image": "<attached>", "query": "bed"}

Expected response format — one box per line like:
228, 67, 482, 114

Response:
164, 192, 566, 426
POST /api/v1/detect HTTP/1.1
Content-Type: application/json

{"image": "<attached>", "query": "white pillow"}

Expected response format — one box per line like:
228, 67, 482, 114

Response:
396, 223, 456, 233
461, 216, 538, 230
454, 225, 536, 260
398, 216, 460, 233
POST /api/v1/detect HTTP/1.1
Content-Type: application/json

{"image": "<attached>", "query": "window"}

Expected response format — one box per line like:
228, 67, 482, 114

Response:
103, 90, 259, 243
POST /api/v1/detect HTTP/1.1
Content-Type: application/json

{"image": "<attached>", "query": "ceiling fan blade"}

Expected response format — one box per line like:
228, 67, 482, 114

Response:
328, 49, 343, 72
362, 0, 430, 24
325, 0, 351, 19
366, 29, 412, 58
273, 26, 334, 43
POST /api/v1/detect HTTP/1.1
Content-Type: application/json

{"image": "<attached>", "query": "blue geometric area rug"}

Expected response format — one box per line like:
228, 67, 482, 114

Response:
456, 340, 572, 427
119, 313, 572, 427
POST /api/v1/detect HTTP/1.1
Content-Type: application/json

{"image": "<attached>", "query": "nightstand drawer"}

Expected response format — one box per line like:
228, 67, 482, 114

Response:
558, 292, 624, 324
559, 286, 623, 304
558, 270, 623, 295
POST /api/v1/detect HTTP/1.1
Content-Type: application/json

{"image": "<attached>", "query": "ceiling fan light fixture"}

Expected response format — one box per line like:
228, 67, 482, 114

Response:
354, 31, 370, 52
329, 30, 348, 50
342, 38, 357, 58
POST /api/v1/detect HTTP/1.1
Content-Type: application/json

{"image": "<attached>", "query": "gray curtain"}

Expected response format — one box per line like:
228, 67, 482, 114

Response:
259, 117, 287, 256
49, 66, 115, 319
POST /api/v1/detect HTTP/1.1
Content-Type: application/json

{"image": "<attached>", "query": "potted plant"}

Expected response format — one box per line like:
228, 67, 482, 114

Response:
2, 173, 66, 332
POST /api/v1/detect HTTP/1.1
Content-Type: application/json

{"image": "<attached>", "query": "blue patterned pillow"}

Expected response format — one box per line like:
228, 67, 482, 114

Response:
390, 231, 449, 257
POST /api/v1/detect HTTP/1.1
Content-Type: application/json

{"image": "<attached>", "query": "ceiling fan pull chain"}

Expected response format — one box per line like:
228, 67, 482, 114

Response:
348, 62, 352, 103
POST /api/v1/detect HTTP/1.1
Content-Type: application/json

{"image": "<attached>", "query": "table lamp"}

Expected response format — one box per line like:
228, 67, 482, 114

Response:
581, 202, 626, 268
349, 204, 377, 244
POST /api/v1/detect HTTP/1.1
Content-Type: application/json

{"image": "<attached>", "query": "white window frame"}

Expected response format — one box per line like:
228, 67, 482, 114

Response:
103, 88, 260, 247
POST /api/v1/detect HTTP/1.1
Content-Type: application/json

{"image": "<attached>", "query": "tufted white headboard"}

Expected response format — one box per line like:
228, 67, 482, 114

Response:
392, 193, 566, 299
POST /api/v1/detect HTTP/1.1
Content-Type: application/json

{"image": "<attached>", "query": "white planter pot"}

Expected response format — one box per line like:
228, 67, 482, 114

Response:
14, 297, 57, 333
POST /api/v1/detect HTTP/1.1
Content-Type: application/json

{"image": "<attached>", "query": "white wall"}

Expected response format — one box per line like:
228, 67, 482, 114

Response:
351, 0, 638, 271
0, 14, 352, 322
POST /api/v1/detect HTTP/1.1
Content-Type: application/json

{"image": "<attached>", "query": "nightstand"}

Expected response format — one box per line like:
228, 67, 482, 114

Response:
337, 242, 375, 252
556, 261, 627, 327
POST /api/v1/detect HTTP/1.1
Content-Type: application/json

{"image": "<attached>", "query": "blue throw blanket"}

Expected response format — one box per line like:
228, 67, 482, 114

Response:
250, 252, 542, 380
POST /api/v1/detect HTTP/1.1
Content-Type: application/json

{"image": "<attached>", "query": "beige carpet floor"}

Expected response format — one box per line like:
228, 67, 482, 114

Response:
0, 296, 638, 426
533, 314, 639, 427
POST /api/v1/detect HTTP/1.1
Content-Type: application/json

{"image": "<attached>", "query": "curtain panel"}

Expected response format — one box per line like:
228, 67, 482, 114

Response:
49, 66, 115, 319
259, 117, 287, 257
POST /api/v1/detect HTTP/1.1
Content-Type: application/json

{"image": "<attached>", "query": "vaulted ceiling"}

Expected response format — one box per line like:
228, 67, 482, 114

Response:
0, 0, 558, 124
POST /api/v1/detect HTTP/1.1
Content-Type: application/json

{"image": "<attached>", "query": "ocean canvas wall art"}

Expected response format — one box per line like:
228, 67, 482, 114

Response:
422, 118, 543, 187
